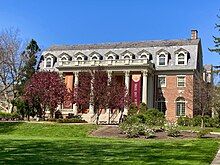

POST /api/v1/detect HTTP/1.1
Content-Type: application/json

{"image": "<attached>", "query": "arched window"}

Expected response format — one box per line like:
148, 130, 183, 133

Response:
176, 97, 186, 116
61, 56, 68, 61
177, 53, 185, 65
107, 56, 114, 60
124, 55, 130, 59
46, 57, 52, 67
157, 97, 166, 114
140, 54, 147, 59
77, 56, 83, 61
158, 54, 166, 66
92, 56, 98, 60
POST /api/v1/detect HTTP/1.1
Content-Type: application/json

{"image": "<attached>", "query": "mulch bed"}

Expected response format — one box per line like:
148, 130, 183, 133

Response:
91, 125, 220, 139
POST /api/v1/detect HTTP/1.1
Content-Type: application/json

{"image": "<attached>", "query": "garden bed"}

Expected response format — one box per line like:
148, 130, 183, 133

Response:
91, 125, 220, 139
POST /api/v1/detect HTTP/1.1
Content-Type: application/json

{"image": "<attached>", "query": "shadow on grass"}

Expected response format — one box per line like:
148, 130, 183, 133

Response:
0, 122, 23, 134
0, 138, 218, 165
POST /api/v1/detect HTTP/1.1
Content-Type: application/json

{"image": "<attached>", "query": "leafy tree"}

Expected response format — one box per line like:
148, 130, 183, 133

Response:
13, 39, 41, 119
74, 68, 130, 124
24, 71, 67, 119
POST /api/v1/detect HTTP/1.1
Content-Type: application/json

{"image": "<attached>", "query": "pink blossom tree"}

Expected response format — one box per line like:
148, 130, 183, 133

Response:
24, 71, 67, 119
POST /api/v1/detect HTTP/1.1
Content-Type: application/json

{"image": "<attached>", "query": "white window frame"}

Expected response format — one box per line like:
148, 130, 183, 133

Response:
158, 75, 166, 87
157, 98, 167, 114
157, 53, 168, 66
175, 51, 187, 65
45, 56, 53, 68
176, 97, 186, 117
61, 56, 68, 61
91, 55, 99, 60
107, 54, 115, 60
139, 53, 149, 59
177, 75, 186, 87
76, 55, 84, 61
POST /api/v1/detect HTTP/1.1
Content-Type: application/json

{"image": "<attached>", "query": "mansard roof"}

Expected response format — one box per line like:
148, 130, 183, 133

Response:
46, 39, 200, 51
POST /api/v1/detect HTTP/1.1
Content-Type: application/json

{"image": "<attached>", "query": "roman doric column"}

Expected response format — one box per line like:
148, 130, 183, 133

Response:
124, 71, 130, 115
106, 71, 112, 116
73, 71, 79, 115
142, 70, 148, 105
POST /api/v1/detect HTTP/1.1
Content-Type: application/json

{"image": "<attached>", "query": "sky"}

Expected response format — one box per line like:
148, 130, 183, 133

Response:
0, 0, 220, 66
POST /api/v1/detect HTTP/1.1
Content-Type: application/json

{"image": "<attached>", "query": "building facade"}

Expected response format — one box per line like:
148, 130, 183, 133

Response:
39, 30, 204, 123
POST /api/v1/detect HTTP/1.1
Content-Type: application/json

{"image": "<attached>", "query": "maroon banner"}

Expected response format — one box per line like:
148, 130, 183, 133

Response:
131, 74, 142, 107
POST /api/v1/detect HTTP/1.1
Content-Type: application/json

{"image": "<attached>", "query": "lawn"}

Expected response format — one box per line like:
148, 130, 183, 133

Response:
0, 122, 219, 165
179, 126, 220, 132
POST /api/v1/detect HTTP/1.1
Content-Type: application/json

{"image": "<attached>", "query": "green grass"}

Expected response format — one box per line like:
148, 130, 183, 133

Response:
0, 122, 219, 164
179, 126, 220, 132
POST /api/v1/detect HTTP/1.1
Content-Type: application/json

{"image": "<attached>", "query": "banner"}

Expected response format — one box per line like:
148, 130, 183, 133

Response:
131, 74, 142, 107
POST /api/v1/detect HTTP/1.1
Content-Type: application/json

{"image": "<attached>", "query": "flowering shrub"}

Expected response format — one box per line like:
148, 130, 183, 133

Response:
165, 123, 180, 137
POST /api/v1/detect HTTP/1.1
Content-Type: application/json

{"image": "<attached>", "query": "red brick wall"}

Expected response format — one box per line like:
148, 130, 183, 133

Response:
156, 74, 194, 122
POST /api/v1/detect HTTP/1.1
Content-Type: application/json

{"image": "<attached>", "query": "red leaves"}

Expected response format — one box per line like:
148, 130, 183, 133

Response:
24, 71, 67, 111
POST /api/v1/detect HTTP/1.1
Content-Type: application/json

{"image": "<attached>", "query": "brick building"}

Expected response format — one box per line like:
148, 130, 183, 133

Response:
39, 30, 206, 123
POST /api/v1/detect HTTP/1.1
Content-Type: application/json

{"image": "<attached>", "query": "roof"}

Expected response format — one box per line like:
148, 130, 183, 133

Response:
46, 39, 200, 51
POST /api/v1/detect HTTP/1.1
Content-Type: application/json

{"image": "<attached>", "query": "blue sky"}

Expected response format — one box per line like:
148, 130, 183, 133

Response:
0, 0, 220, 65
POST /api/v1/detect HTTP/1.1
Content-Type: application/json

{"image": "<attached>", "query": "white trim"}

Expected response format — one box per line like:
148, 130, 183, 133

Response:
175, 51, 187, 65
157, 53, 168, 66
177, 75, 186, 87
45, 56, 53, 68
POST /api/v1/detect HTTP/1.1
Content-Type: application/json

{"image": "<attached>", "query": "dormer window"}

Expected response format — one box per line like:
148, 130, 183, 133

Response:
107, 56, 114, 60
140, 54, 147, 59
175, 48, 189, 65
177, 54, 185, 65
92, 56, 98, 60
158, 54, 166, 66
124, 55, 130, 59
77, 56, 83, 61
46, 57, 52, 68
61, 56, 68, 61
157, 49, 169, 66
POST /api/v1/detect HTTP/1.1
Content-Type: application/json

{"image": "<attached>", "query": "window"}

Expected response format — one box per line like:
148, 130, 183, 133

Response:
157, 97, 166, 114
61, 56, 67, 61
158, 76, 166, 87
107, 56, 114, 60
46, 57, 52, 67
177, 53, 186, 65
140, 54, 147, 59
177, 76, 185, 87
158, 54, 166, 66
92, 56, 98, 60
124, 55, 130, 59
176, 97, 186, 116
77, 56, 83, 61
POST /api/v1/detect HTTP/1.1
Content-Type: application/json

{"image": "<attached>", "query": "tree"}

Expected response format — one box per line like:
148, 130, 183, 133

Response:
12, 39, 41, 118
24, 71, 67, 119
0, 28, 25, 112
186, 76, 212, 128
107, 77, 130, 123
209, 15, 220, 54
74, 68, 130, 124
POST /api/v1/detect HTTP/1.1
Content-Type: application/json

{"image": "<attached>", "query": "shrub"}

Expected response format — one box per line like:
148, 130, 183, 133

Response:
165, 123, 180, 137
119, 115, 155, 138
139, 103, 147, 114
192, 115, 202, 126
143, 108, 165, 127
128, 104, 138, 116
177, 116, 192, 126
197, 128, 212, 138
47, 118, 57, 122
56, 118, 87, 123
0, 112, 20, 120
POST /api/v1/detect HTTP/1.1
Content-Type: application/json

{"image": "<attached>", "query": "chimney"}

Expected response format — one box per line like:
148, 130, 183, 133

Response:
191, 30, 198, 40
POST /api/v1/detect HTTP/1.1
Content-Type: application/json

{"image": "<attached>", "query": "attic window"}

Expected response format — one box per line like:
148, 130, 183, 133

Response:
124, 55, 130, 59
46, 57, 52, 68
107, 56, 114, 60
92, 56, 98, 60
176, 53, 187, 65
158, 54, 166, 66
61, 56, 68, 61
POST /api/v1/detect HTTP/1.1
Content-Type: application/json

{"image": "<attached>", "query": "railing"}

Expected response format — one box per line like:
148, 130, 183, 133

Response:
58, 59, 153, 68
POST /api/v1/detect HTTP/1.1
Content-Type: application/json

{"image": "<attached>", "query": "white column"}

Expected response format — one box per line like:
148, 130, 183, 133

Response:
106, 71, 112, 116
73, 72, 79, 115
89, 74, 94, 114
124, 71, 130, 115
142, 71, 148, 105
